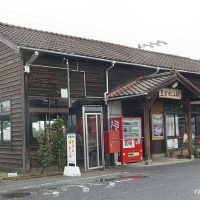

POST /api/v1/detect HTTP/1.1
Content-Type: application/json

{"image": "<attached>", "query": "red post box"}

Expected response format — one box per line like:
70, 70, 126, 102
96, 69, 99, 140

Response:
104, 131, 120, 153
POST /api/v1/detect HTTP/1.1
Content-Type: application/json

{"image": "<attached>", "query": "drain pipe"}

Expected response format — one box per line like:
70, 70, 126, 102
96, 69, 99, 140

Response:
104, 61, 116, 104
104, 61, 116, 166
104, 61, 116, 133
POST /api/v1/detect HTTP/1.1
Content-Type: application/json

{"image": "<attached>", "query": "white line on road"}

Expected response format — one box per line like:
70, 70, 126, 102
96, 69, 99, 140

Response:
22, 172, 122, 190
61, 185, 90, 193
105, 178, 133, 189
43, 190, 60, 197
105, 182, 116, 188
114, 179, 133, 183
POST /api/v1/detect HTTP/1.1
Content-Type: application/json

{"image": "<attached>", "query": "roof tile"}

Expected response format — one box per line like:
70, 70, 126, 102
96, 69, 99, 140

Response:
1, 22, 200, 72
107, 72, 176, 99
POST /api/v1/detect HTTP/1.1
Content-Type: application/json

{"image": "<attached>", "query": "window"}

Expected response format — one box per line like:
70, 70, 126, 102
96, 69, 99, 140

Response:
29, 97, 68, 143
0, 100, 11, 143
191, 115, 200, 138
165, 114, 186, 137
165, 115, 175, 136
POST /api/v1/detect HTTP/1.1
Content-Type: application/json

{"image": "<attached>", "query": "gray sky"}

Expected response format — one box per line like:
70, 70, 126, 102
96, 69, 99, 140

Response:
0, 0, 199, 59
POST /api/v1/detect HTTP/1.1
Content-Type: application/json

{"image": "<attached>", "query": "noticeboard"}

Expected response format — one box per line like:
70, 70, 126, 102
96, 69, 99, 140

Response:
67, 133, 76, 166
152, 114, 164, 140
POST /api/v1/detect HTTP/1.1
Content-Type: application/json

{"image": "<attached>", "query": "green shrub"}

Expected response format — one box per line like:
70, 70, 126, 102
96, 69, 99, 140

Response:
32, 139, 53, 174
32, 118, 66, 173
47, 118, 66, 171
192, 144, 200, 157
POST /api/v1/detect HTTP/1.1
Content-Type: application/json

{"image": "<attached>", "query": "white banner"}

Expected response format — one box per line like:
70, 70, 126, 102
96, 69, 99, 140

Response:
67, 133, 76, 166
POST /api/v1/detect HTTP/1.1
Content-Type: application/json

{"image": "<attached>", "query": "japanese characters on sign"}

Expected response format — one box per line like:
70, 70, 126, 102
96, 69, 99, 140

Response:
67, 133, 76, 166
159, 88, 181, 100
111, 119, 120, 132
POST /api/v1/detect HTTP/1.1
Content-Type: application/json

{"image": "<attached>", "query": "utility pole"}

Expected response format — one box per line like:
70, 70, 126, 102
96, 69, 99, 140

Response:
138, 40, 167, 49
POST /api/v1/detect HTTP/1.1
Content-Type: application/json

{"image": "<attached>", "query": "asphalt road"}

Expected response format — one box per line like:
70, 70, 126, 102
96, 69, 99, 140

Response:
1, 160, 200, 200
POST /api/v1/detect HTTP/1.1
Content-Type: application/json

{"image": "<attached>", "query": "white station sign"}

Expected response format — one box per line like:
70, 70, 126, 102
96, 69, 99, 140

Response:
159, 88, 181, 100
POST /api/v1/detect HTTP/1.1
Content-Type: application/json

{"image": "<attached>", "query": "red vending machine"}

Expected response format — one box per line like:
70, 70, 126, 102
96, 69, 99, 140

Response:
111, 117, 143, 164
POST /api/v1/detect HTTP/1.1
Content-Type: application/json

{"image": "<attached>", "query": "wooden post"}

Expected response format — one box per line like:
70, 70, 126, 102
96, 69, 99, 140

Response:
143, 99, 152, 165
186, 99, 193, 159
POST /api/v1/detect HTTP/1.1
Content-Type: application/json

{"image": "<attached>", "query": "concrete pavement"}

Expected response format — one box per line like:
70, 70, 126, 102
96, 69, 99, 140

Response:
0, 157, 194, 193
127, 157, 193, 167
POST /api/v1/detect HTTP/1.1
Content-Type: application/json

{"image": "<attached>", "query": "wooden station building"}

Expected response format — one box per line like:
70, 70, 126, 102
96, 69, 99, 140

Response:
1, 22, 200, 171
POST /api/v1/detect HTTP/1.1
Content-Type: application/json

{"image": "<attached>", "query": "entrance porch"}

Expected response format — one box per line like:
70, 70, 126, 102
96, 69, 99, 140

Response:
107, 71, 200, 164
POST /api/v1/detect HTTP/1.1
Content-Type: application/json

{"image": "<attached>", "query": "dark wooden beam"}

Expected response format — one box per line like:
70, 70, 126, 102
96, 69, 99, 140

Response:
186, 99, 193, 158
143, 99, 152, 164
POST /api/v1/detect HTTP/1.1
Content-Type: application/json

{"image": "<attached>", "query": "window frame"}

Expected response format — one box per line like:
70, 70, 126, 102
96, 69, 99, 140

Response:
165, 114, 186, 137
0, 100, 11, 144
28, 97, 68, 144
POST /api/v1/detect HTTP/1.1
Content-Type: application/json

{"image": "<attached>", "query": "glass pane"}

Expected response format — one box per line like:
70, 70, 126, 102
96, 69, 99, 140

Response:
1, 100, 10, 112
0, 122, 1, 142
3, 121, 11, 141
175, 116, 179, 136
165, 115, 175, 136
0, 114, 11, 143
176, 115, 186, 136
32, 120, 45, 139
50, 98, 68, 108
29, 98, 49, 108
31, 112, 67, 144
196, 116, 200, 136
32, 114, 47, 141
87, 115, 98, 168
191, 116, 196, 141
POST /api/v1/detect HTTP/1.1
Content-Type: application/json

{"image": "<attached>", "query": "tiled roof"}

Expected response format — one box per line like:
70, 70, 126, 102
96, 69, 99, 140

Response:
1, 22, 200, 72
107, 71, 200, 100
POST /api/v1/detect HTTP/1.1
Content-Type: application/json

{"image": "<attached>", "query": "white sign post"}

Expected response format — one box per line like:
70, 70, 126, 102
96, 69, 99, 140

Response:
63, 133, 81, 177
67, 133, 76, 166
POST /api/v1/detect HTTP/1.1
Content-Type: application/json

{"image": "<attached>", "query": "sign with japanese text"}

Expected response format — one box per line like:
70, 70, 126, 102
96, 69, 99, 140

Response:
159, 88, 181, 100
67, 133, 76, 166
111, 119, 120, 132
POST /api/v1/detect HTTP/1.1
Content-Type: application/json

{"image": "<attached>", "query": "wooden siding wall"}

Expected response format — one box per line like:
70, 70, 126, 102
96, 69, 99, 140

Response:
24, 52, 164, 102
70, 71, 85, 98
71, 60, 107, 98
27, 66, 68, 97
108, 65, 156, 91
183, 73, 200, 93
0, 42, 23, 169
23, 52, 67, 97
25, 53, 108, 99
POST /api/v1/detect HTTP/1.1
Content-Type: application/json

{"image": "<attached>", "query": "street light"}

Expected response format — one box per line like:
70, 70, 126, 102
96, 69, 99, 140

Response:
138, 40, 167, 49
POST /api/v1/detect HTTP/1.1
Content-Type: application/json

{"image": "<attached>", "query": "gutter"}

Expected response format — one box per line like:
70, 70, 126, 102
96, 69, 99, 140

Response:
18, 46, 200, 76
18, 46, 168, 71
176, 69, 200, 76
107, 93, 148, 101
